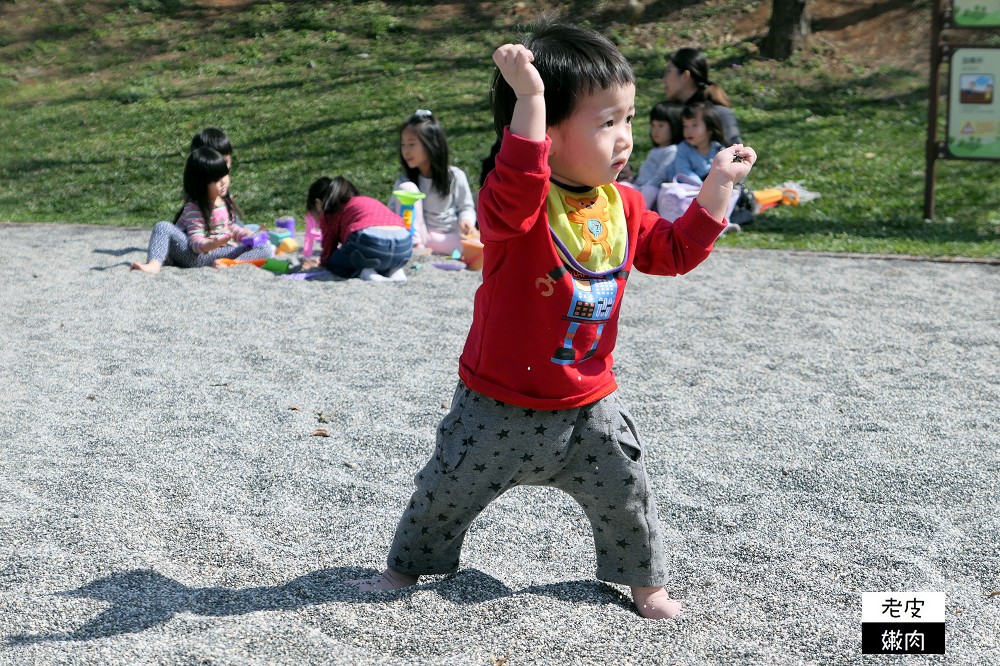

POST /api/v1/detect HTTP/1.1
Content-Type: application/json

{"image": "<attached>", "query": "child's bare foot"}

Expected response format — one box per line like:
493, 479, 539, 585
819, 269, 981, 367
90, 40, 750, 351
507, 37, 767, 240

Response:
130, 260, 161, 275
630, 586, 682, 620
351, 569, 419, 592
300, 257, 320, 270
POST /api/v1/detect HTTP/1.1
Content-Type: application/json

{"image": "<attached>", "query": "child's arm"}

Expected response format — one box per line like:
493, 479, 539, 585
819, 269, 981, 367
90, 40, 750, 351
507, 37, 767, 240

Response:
629, 143, 756, 275
203, 217, 235, 250
180, 206, 231, 254
695, 144, 756, 221
201, 237, 230, 252
387, 175, 409, 214
492, 44, 545, 141
475, 45, 551, 242
451, 168, 477, 235
229, 223, 254, 242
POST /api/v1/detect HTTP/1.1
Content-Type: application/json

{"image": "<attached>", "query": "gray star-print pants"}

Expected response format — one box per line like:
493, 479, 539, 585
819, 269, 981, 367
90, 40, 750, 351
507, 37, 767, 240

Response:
387, 382, 668, 587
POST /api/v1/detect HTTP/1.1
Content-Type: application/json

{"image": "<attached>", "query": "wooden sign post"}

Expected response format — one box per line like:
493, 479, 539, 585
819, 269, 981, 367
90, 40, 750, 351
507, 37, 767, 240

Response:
925, 0, 1000, 219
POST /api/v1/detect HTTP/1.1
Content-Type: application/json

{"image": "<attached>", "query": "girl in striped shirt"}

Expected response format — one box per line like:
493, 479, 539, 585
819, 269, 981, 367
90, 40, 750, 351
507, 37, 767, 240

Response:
131, 147, 274, 274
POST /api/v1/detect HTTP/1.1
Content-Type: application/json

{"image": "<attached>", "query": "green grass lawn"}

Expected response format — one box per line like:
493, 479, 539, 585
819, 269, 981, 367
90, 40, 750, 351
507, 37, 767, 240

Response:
1, 0, 998, 258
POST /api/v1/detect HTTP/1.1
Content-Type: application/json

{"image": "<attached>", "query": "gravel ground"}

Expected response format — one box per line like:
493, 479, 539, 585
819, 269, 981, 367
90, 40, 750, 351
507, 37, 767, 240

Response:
1, 222, 998, 665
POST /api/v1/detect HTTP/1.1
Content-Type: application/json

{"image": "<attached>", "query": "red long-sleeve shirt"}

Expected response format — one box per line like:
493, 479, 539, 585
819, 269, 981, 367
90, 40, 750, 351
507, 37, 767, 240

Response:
457, 129, 726, 410
319, 196, 405, 265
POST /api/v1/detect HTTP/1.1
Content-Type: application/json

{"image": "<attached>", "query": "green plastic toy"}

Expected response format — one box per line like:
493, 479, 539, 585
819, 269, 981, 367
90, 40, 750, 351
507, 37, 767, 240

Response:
391, 189, 427, 236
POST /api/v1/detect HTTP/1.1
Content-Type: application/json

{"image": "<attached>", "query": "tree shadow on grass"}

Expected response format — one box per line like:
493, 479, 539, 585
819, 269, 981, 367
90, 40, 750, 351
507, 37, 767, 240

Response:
5, 567, 631, 646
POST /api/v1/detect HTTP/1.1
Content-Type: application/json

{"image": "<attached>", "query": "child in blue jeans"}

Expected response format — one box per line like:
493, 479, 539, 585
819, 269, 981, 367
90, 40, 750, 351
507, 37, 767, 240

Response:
353, 23, 756, 620
303, 176, 412, 281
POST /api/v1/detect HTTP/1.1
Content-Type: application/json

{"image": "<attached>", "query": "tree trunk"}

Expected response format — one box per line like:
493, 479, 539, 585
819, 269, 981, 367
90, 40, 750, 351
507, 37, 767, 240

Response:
760, 0, 811, 60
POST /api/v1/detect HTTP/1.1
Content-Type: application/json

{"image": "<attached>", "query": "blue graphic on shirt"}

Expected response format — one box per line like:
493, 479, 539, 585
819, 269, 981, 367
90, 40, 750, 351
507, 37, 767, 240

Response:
551, 275, 619, 365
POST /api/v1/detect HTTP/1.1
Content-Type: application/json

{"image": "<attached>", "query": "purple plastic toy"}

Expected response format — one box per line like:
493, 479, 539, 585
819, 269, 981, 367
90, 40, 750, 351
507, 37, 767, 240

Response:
242, 231, 269, 248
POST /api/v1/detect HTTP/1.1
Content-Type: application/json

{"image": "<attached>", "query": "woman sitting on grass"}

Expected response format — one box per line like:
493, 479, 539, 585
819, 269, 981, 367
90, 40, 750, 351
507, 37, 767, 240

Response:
663, 47, 742, 146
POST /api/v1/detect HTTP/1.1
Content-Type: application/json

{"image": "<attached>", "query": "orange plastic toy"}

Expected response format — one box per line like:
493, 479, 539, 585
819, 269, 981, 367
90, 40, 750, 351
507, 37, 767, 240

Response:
216, 257, 290, 274
460, 238, 484, 271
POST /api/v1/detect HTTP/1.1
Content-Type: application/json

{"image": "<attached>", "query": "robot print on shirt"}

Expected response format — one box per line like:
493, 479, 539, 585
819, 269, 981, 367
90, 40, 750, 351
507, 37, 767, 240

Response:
531, 192, 623, 365
536, 264, 620, 366
551, 274, 619, 364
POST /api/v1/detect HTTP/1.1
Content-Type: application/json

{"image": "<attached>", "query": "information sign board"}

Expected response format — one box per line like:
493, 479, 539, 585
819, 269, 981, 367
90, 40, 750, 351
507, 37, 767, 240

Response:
948, 48, 1000, 158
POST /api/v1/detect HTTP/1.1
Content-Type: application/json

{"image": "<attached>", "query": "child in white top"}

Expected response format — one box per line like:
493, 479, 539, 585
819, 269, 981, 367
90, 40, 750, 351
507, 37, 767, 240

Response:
673, 102, 726, 185
389, 110, 477, 256
631, 102, 683, 207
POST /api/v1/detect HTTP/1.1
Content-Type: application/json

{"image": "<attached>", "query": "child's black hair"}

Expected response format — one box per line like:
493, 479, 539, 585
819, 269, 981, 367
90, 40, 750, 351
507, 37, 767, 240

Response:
190, 127, 233, 158
307, 176, 360, 218
172, 147, 241, 227
399, 110, 452, 199
682, 102, 726, 147
479, 137, 501, 188
649, 102, 683, 147
485, 22, 635, 182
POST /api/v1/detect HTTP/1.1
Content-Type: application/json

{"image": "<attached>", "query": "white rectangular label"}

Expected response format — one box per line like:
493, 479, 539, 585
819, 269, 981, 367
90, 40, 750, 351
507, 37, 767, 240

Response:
862, 592, 946, 623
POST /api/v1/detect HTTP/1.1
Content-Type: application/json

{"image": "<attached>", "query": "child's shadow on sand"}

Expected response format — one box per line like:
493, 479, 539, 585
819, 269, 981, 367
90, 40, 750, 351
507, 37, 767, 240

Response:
91, 247, 145, 271
93, 247, 145, 258
7, 567, 631, 645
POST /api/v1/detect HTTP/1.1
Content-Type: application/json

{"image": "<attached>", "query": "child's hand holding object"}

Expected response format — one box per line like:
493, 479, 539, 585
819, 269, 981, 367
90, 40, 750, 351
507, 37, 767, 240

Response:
696, 144, 757, 222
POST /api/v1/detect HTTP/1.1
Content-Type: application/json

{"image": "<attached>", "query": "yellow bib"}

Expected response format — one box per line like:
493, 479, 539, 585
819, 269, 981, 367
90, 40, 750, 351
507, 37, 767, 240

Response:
547, 183, 627, 273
